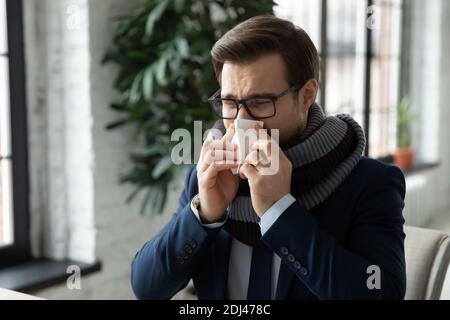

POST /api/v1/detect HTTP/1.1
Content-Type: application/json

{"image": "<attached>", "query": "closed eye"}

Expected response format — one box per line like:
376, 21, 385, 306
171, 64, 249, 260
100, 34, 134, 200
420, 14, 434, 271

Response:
248, 98, 273, 107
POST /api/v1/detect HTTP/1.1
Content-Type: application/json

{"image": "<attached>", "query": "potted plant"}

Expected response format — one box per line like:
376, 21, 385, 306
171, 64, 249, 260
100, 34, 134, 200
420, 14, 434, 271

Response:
103, 0, 275, 215
394, 97, 418, 170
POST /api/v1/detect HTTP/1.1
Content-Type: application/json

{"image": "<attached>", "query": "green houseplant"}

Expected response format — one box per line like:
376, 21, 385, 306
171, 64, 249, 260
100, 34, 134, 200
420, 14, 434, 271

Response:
103, 0, 275, 215
394, 97, 418, 170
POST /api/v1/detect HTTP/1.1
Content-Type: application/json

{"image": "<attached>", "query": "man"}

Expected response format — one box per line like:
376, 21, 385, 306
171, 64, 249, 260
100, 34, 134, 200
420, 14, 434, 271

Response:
131, 15, 406, 300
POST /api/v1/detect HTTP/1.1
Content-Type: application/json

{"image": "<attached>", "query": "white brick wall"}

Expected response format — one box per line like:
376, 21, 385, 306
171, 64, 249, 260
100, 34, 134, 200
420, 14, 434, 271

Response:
25, 0, 95, 263
25, 0, 183, 299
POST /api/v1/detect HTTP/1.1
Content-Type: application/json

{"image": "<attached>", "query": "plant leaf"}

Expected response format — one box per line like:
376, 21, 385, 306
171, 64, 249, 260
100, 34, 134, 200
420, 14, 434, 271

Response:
133, 144, 162, 157
143, 65, 154, 100
155, 56, 168, 86
174, 0, 185, 13
126, 186, 143, 204
110, 103, 131, 112
151, 186, 163, 214
174, 37, 189, 58
129, 71, 144, 104
152, 155, 173, 179
106, 118, 129, 130
140, 187, 154, 215
145, 0, 170, 36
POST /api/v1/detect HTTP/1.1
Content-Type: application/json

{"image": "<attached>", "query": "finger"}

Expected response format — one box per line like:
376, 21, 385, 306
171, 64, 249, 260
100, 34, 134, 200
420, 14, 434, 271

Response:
239, 162, 259, 181
203, 149, 238, 165
197, 159, 209, 174
199, 137, 235, 167
208, 139, 238, 152
251, 138, 275, 159
203, 161, 239, 181
201, 135, 237, 164
223, 122, 235, 143
244, 150, 260, 167
199, 138, 214, 162
199, 136, 238, 173
258, 149, 270, 166
244, 149, 271, 168
198, 139, 213, 172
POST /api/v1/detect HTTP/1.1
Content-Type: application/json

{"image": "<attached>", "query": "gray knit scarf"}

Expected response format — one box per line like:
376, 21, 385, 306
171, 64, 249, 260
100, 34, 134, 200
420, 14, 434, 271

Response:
213, 103, 366, 247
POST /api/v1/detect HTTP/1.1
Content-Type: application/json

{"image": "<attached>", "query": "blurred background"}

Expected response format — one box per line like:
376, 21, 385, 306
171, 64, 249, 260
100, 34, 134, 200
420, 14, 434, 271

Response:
0, 0, 449, 299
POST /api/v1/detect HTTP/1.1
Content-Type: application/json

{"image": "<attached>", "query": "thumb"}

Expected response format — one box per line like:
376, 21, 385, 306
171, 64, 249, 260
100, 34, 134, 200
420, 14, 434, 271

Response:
239, 163, 258, 181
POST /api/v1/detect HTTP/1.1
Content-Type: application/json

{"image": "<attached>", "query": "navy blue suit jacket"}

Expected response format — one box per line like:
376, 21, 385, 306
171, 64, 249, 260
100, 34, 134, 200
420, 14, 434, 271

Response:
131, 157, 406, 300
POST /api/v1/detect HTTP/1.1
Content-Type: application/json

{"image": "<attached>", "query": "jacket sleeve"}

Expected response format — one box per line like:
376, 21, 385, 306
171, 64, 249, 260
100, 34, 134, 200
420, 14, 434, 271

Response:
130, 165, 220, 299
262, 165, 407, 299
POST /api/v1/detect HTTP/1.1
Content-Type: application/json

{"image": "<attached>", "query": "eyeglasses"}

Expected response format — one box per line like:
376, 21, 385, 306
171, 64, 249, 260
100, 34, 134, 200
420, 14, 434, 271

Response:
208, 85, 302, 120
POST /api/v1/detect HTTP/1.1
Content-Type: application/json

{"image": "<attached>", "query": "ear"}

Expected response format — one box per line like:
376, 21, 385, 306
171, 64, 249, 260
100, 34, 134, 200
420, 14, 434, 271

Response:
297, 79, 318, 112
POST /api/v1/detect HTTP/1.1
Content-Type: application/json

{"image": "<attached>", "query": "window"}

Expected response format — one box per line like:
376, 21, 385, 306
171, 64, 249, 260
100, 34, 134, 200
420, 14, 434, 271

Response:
0, 0, 30, 267
0, 0, 12, 248
324, 0, 366, 126
274, 1, 324, 105
276, 0, 404, 159
368, 0, 402, 158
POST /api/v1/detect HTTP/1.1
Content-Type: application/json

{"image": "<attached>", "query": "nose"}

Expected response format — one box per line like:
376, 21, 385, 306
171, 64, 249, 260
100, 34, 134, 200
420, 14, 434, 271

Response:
236, 104, 252, 120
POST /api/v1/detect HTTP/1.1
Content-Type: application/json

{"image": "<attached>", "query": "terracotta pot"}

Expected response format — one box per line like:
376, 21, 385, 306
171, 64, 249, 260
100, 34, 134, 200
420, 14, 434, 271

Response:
394, 147, 415, 170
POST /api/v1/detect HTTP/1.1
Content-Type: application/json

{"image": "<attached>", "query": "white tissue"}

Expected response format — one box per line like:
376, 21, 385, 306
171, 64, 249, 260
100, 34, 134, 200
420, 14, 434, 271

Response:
231, 118, 264, 175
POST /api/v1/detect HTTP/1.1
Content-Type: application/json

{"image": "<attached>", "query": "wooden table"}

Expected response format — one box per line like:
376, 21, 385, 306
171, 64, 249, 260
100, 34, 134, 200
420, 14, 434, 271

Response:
0, 288, 44, 300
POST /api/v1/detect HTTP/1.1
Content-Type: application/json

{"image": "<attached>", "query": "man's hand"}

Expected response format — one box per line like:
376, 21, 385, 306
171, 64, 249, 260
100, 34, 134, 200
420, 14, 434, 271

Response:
197, 123, 240, 223
239, 125, 293, 217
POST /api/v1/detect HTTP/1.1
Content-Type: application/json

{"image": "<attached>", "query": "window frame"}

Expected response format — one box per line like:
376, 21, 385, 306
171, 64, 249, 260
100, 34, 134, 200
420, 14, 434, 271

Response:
0, 0, 31, 268
0, 1, 101, 289
319, 0, 402, 158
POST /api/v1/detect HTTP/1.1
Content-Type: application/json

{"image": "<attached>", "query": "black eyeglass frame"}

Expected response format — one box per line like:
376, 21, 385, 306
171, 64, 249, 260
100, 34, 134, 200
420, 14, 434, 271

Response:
208, 85, 302, 120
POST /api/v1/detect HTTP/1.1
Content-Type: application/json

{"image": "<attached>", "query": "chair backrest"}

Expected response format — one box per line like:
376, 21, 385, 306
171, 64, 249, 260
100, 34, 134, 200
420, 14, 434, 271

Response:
404, 225, 450, 300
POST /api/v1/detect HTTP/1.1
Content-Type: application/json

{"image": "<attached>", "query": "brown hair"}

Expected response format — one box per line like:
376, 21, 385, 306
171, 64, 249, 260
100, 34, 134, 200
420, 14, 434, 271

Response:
211, 15, 319, 89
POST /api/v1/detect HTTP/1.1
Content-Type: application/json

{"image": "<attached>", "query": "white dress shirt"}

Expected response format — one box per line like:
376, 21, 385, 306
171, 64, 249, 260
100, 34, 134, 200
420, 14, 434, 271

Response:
191, 193, 296, 299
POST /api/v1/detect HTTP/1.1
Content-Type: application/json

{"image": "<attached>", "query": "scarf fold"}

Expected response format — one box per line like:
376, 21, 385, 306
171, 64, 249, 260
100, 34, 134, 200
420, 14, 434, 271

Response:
212, 103, 366, 247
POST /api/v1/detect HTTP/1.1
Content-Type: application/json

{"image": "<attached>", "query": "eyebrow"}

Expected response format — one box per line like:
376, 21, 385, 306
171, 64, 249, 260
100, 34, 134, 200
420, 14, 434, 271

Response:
221, 91, 277, 100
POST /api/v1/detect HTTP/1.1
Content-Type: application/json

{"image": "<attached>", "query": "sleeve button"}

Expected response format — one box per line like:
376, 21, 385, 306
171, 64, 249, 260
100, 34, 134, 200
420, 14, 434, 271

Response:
176, 256, 185, 265
300, 267, 308, 276
189, 240, 197, 248
180, 250, 189, 259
